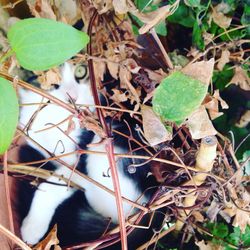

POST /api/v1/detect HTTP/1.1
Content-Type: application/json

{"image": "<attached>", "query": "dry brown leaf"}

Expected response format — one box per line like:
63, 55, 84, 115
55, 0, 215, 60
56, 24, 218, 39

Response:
204, 90, 229, 120
141, 105, 172, 146
228, 66, 250, 91
107, 55, 121, 79
203, 32, 214, 46
0, 6, 10, 32
92, 0, 113, 14
93, 60, 106, 82
129, 1, 179, 34
195, 240, 224, 250
54, 0, 81, 24
182, 58, 215, 86
113, 0, 129, 14
27, 0, 57, 20
211, 3, 232, 29
144, 68, 167, 83
37, 68, 61, 90
33, 224, 61, 250
217, 49, 230, 71
206, 199, 223, 221
110, 89, 128, 103
119, 63, 140, 111
236, 110, 250, 128
186, 105, 217, 139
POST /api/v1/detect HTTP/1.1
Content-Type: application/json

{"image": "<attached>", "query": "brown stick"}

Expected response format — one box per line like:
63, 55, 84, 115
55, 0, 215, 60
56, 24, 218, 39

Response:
87, 11, 127, 250
175, 136, 217, 230
3, 152, 14, 234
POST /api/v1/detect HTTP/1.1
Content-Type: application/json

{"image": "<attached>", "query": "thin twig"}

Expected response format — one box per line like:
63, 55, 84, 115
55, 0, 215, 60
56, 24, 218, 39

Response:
3, 152, 14, 234
0, 223, 32, 250
88, 10, 127, 249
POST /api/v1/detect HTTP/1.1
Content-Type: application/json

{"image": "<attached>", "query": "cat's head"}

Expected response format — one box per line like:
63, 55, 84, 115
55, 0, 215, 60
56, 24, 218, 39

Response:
51, 62, 94, 109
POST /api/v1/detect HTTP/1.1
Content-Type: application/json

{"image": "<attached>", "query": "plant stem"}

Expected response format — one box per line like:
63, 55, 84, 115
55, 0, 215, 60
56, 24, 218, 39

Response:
87, 11, 128, 250
0, 49, 14, 64
3, 152, 14, 234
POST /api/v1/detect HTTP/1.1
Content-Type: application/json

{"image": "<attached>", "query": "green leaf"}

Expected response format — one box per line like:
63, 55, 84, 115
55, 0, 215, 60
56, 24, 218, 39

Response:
168, 3, 196, 27
152, 71, 208, 124
242, 225, 250, 246
212, 223, 229, 238
0, 77, 19, 154
192, 21, 205, 50
155, 21, 167, 36
7, 18, 89, 71
184, 0, 201, 8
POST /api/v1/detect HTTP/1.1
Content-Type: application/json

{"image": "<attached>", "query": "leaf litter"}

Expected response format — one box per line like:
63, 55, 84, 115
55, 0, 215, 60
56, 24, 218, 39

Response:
0, 0, 249, 249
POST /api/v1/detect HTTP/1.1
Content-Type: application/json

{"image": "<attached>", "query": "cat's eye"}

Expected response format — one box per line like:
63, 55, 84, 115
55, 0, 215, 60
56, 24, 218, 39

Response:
74, 64, 88, 82
52, 84, 60, 89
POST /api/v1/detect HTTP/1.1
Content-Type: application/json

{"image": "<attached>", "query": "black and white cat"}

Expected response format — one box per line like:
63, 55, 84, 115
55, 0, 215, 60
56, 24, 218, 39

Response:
18, 62, 159, 248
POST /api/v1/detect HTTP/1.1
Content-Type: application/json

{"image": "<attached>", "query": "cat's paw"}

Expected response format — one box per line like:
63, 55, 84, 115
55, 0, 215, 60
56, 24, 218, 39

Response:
21, 216, 48, 245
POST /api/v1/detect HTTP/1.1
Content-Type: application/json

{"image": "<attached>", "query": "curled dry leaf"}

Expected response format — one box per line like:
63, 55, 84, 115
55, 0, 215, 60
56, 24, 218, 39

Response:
195, 240, 214, 250
186, 105, 217, 139
182, 58, 215, 86
119, 61, 141, 111
107, 55, 120, 79
217, 49, 230, 71
93, 60, 106, 82
92, 0, 113, 14
211, 3, 232, 29
33, 224, 61, 250
204, 90, 229, 120
37, 67, 61, 90
54, 0, 81, 24
110, 89, 128, 103
27, 0, 57, 20
112, 0, 129, 14
236, 110, 250, 128
129, 1, 180, 34
228, 66, 250, 91
141, 105, 172, 146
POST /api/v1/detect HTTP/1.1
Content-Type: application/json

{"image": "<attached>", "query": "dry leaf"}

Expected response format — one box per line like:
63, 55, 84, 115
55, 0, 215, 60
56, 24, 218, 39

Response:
110, 89, 128, 103
186, 105, 217, 139
228, 66, 250, 91
113, 0, 129, 14
211, 3, 232, 29
37, 68, 61, 90
33, 224, 61, 250
195, 240, 217, 250
141, 105, 172, 146
107, 55, 121, 79
203, 32, 214, 46
182, 58, 215, 86
217, 49, 230, 71
206, 199, 223, 221
0, 6, 10, 32
119, 65, 140, 111
27, 0, 57, 20
93, 60, 106, 82
204, 90, 228, 120
54, 0, 81, 24
129, 1, 179, 34
236, 110, 250, 128
92, 0, 113, 14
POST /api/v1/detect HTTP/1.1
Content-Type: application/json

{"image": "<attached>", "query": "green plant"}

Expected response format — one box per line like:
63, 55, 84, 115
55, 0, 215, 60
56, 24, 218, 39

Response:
204, 223, 250, 249
152, 71, 208, 124
0, 77, 19, 154
7, 18, 89, 71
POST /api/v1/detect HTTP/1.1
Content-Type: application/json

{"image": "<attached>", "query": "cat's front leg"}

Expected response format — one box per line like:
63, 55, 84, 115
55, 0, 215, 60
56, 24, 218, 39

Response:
21, 178, 74, 245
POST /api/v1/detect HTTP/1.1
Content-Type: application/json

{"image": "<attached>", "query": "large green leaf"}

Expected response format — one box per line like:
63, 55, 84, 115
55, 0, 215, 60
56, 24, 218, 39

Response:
152, 71, 208, 124
0, 78, 19, 154
7, 18, 89, 71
